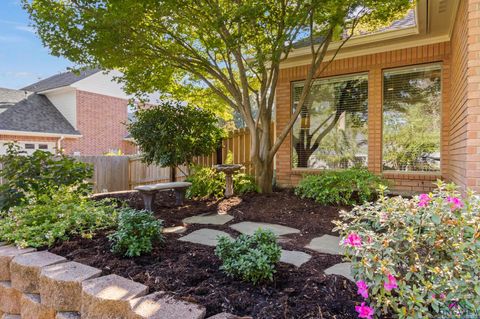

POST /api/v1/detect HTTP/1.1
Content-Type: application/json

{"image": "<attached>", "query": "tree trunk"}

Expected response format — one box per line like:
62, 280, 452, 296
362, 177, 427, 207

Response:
252, 119, 274, 193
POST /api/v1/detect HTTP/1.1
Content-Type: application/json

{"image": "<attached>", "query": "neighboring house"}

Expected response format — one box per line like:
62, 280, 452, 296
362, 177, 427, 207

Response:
275, 0, 480, 193
0, 69, 136, 155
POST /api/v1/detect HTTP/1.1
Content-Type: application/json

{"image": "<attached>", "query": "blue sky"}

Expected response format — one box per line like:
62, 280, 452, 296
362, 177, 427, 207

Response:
0, 0, 72, 89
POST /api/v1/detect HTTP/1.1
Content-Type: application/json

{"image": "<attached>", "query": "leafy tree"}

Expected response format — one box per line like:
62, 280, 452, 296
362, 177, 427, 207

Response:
127, 101, 224, 169
25, 0, 412, 192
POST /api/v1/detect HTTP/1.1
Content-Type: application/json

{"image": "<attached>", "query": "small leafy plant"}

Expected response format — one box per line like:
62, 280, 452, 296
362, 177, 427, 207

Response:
0, 186, 116, 248
109, 208, 164, 257
334, 181, 480, 319
186, 166, 258, 199
0, 143, 93, 211
295, 168, 386, 205
215, 229, 281, 284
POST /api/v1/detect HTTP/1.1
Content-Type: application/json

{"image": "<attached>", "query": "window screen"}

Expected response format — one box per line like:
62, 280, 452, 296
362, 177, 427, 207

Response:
383, 64, 441, 172
38, 144, 48, 150
24, 144, 35, 150
292, 74, 368, 169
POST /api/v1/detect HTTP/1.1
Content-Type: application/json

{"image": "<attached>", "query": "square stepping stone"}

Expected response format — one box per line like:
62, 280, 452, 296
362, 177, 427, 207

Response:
230, 222, 300, 236
280, 250, 312, 268
179, 229, 233, 247
20, 293, 55, 319
129, 291, 206, 319
0, 246, 36, 281
39, 261, 102, 312
183, 214, 234, 225
324, 262, 354, 282
305, 235, 344, 255
11, 251, 66, 293
81, 274, 148, 318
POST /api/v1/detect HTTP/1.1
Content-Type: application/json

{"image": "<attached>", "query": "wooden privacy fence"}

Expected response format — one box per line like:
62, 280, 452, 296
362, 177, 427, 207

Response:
193, 124, 275, 175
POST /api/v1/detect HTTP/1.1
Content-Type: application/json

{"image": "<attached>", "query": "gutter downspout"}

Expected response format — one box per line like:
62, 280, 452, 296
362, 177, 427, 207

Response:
57, 136, 64, 154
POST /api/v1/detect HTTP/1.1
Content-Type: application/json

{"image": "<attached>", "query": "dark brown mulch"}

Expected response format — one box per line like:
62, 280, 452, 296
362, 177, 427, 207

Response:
51, 190, 362, 319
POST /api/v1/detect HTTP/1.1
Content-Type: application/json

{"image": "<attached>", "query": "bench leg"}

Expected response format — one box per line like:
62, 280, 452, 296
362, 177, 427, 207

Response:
141, 191, 156, 211
174, 188, 186, 206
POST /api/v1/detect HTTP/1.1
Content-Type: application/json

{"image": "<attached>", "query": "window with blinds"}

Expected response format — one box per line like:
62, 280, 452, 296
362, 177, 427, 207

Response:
291, 73, 368, 169
383, 64, 441, 172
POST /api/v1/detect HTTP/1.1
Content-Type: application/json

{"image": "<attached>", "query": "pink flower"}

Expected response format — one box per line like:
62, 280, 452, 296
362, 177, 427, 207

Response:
440, 293, 446, 299
448, 301, 458, 309
384, 274, 398, 291
355, 302, 374, 319
447, 196, 463, 210
418, 193, 432, 207
356, 280, 369, 299
345, 233, 362, 247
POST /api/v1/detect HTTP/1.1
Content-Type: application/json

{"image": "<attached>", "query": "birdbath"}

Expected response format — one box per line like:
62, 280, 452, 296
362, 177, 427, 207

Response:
214, 164, 243, 198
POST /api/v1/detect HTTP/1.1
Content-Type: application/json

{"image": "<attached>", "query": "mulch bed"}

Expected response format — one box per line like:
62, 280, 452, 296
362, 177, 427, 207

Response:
50, 190, 363, 318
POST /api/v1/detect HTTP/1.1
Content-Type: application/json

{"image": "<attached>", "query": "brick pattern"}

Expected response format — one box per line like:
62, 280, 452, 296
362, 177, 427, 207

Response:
275, 42, 451, 193
61, 90, 134, 155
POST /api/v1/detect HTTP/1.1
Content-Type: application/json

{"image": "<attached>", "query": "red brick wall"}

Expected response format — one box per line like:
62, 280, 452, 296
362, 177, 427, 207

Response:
61, 90, 135, 155
275, 42, 450, 193
444, 0, 480, 192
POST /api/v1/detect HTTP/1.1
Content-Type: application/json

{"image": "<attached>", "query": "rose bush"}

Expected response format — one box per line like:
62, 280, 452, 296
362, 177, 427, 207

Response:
334, 181, 480, 319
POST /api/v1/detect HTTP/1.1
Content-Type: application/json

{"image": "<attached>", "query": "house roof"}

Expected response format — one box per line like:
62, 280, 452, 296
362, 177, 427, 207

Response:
22, 68, 101, 93
0, 87, 80, 136
293, 9, 416, 49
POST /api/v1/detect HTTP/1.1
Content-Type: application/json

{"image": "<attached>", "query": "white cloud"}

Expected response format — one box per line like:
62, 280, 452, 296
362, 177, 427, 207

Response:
15, 25, 35, 33
0, 35, 26, 43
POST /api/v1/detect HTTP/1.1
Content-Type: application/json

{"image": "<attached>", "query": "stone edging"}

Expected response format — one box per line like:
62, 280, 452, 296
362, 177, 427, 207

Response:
0, 243, 239, 319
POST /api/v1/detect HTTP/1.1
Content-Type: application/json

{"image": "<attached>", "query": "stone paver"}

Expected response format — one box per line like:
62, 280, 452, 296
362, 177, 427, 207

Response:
0, 281, 21, 314
230, 222, 300, 236
162, 226, 187, 234
179, 229, 233, 247
20, 293, 55, 319
55, 312, 80, 319
2, 315, 21, 319
128, 291, 206, 319
0, 246, 36, 281
81, 274, 148, 318
280, 250, 312, 268
39, 261, 102, 312
183, 214, 234, 225
11, 251, 66, 293
324, 262, 353, 282
305, 235, 344, 255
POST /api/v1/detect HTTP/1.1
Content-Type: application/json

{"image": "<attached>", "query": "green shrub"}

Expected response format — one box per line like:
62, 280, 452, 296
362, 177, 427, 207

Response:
0, 143, 93, 211
186, 166, 258, 199
0, 186, 116, 248
109, 208, 164, 257
215, 229, 281, 284
333, 181, 480, 318
295, 168, 386, 205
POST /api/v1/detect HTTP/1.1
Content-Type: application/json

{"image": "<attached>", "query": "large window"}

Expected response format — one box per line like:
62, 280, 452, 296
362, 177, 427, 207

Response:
382, 64, 441, 172
292, 74, 368, 169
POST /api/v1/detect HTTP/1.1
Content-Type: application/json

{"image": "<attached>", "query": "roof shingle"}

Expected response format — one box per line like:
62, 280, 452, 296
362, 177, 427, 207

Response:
22, 68, 100, 92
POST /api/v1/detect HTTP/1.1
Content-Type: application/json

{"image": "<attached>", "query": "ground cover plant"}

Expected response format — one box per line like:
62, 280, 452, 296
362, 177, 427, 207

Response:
215, 229, 281, 284
186, 166, 258, 199
334, 181, 480, 318
295, 168, 386, 206
0, 143, 92, 211
0, 186, 116, 248
109, 208, 164, 257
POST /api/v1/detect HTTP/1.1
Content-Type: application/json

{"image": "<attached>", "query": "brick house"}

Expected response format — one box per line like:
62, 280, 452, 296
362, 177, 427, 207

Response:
0, 69, 136, 155
274, 0, 480, 193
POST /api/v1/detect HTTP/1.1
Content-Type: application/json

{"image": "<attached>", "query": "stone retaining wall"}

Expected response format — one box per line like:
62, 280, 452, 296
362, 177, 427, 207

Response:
0, 243, 233, 319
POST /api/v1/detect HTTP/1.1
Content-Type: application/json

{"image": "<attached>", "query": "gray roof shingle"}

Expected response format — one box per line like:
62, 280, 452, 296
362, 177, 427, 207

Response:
0, 88, 80, 136
22, 68, 101, 92
293, 9, 416, 49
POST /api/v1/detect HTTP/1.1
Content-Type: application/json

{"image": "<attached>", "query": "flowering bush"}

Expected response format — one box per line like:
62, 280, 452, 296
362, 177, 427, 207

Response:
333, 181, 480, 319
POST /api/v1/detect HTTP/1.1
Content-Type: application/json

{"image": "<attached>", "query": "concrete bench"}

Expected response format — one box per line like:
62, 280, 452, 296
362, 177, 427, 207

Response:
134, 182, 192, 211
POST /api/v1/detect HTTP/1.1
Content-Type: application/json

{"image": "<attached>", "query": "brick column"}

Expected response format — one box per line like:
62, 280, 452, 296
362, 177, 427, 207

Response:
368, 68, 383, 174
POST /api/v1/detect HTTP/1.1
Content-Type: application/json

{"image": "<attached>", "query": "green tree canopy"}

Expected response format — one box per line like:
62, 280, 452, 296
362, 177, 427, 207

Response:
127, 101, 224, 168
25, 0, 413, 192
